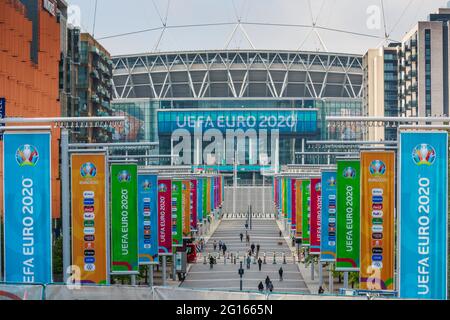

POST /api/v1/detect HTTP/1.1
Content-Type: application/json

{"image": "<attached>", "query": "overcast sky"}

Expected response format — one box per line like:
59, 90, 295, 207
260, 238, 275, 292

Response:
66, 0, 450, 56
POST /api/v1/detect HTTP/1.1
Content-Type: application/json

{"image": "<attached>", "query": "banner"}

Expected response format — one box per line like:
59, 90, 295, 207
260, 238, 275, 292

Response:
291, 179, 296, 230
310, 178, 322, 255
399, 132, 448, 300
360, 151, 395, 291
197, 179, 204, 223
295, 180, 303, 239
137, 174, 159, 265
206, 178, 211, 217
301, 180, 310, 247
287, 178, 292, 225
3, 132, 52, 283
336, 159, 361, 272
71, 154, 107, 284
320, 171, 337, 263
171, 181, 183, 247
111, 164, 139, 273
182, 180, 191, 238
190, 179, 198, 231
202, 178, 208, 221
158, 179, 172, 255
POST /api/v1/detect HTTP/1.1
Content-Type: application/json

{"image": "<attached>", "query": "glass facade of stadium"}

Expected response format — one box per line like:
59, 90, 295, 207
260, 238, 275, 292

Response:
111, 99, 362, 167
110, 51, 364, 180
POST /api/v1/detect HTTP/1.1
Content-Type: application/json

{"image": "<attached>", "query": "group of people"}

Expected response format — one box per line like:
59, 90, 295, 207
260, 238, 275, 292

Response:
212, 240, 228, 256
257, 268, 284, 293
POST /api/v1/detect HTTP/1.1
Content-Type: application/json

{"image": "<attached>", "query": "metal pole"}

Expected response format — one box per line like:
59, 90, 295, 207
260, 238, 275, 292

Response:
262, 177, 265, 215
233, 151, 237, 214
310, 259, 315, 281
149, 265, 154, 287
301, 138, 305, 165
329, 264, 334, 293
61, 129, 70, 283
162, 256, 167, 286
105, 150, 111, 284
318, 262, 323, 287
172, 251, 177, 280
343, 271, 349, 289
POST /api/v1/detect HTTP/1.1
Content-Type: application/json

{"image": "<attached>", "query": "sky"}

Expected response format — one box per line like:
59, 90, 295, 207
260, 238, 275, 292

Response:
66, 0, 450, 57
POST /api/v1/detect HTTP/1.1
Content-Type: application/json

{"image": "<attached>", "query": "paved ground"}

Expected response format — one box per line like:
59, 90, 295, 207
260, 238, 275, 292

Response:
180, 219, 309, 294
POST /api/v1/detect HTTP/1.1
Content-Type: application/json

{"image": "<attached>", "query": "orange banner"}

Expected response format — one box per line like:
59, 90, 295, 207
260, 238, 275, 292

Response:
182, 180, 191, 238
360, 151, 395, 291
295, 180, 303, 239
71, 154, 108, 285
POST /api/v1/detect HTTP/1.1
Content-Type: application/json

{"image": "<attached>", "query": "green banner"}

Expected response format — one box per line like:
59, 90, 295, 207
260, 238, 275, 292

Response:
282, 178, 288, 218
202, 178, 208, 219
172, 181, 183, 247
111, 164, 139, 273
301, 180, 311, 246
336, 159, 361, 272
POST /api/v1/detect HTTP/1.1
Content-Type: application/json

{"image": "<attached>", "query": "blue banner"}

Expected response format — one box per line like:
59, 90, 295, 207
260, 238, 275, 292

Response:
287, 178, 292, 224
197, 179, 203, 222
320, 171, 337, 262
399, 131, 448, 300
137, 174, 159, 265
3, 132, 52, 284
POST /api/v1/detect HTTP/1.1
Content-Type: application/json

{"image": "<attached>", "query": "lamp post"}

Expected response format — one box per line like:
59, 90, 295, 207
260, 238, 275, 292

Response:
238, 261, 245, 291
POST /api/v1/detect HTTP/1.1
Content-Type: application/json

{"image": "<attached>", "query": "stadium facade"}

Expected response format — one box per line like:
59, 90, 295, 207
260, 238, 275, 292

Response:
111, 50, 364, 179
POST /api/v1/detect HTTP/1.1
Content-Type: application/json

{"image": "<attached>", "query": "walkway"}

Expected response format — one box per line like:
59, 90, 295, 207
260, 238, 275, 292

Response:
180, 219, 309, 294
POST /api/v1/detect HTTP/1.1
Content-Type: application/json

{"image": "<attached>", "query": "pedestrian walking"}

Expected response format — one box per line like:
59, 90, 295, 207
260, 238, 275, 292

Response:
246, 255, 251, 269
213, 240, 217, 251
258, 257, 263, 271
279, 230, 282, 237
246, 234, 250, 244
278, 267, 284, 281
218, 240, 223, 252
258, 281, 264, 292
256, 244, 260, 255
265, 276, 271, 290
245, 222, 249, 230
268, 281, 274, 293
209, 256, 215, 269
318, 286, 325, 294
240, 233, 243, 242
222, 243, 227, 256
251, 243, 255, 255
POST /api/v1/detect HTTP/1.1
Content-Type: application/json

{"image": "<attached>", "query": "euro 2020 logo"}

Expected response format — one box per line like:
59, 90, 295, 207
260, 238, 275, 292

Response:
369, 160, 386, 176
117, 170, 131, 183
315, 182, 322, 192
343, 167, 356, 179
412, 144, 436, 166
327, 176, 336, 187
142, 180, 151, 191
159, 183, 167, 193
16, 144, 39, 167
80, 162, 97, 178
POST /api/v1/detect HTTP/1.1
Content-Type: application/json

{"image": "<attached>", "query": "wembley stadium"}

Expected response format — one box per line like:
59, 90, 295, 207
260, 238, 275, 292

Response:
111, 49, 364, 178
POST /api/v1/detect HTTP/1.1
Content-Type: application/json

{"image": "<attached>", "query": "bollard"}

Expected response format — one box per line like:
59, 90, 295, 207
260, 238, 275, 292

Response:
283, 253, 287, 264
224, 254, 227, 265
204, 255, 207, 265
263, 252, 267, 264
273, 252, 277, 264
293, 253, 296, 264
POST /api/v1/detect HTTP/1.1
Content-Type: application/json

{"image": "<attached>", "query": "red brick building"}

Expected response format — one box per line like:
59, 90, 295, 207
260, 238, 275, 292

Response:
0, 0, 61, 218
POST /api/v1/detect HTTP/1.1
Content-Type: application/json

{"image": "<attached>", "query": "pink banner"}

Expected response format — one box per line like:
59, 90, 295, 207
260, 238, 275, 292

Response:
291, 179, 296, 230
157, 179, 172, 255
310, 178, 322, 255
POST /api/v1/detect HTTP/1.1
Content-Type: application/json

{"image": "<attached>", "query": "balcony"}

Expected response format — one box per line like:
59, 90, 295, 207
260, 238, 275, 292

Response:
91, 94, 100, 104
90, 70, 100, 80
